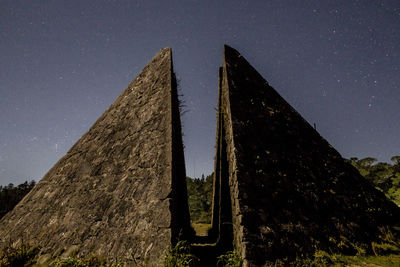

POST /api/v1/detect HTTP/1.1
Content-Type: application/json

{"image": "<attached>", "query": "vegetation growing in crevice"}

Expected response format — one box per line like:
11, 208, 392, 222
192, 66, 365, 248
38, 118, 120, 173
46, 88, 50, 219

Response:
217, 250, 242, 267
164, 241, 198, 267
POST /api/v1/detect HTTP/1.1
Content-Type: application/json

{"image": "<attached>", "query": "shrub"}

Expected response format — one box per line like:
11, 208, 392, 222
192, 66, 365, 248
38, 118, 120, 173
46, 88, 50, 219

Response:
0, 243, 39, 267
217, 250, 242, 267
164, 241, 198, 267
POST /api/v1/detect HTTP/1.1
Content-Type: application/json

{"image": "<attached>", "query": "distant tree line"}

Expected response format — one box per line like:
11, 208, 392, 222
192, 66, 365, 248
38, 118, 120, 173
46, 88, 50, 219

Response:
186, 174, 213, 223
0, 180, 36, 220
2, 156, 399, 223
348, 156, 400, 206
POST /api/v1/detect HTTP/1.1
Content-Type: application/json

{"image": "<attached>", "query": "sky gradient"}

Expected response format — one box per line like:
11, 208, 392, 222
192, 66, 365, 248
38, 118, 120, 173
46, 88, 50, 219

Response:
1, 0, 399, 185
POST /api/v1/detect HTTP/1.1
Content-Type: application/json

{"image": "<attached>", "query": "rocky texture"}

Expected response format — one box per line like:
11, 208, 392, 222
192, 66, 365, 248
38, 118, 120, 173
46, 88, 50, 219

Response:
0, 48, 192, 266
212, 45, 400, 266
3, 45, 400, 267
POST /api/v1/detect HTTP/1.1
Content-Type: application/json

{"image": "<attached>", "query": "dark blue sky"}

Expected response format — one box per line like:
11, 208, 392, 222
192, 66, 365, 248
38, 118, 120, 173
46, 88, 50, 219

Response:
1, 0, 399, 185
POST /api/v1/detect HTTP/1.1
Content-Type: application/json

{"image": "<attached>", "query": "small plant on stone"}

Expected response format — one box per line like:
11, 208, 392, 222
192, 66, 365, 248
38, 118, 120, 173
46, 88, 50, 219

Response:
51, 257, 84, 267
0, 242, 40, 267
217, 250, 242, 267
164, 241, 198, 267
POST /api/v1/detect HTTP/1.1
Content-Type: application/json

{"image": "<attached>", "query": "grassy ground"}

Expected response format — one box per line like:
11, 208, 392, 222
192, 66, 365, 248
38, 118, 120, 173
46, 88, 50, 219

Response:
1, 224, 399, 266
1, 242, 400, 266
296, 252, 400, 266
339, 254, 400, 266
192, 223, 211, 237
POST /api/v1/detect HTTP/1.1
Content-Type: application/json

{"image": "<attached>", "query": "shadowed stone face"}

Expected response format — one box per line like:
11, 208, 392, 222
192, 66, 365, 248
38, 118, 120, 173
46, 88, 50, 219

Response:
212, 45, 400, 266
0, 48, 191, 266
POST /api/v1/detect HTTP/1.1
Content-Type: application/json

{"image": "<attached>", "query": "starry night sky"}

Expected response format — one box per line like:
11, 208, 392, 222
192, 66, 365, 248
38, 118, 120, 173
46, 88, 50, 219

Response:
1, 0, 399, 185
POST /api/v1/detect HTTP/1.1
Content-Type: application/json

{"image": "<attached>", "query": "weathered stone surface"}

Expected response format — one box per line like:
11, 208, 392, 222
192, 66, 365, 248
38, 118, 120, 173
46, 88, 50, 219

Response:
0, 48, 192, 265
212, 45, 400, 266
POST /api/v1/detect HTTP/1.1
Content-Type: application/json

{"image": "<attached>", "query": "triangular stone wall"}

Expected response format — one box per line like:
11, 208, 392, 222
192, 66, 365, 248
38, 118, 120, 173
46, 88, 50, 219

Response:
2, 46, 400, 267
0, 48, 192, 266
212, 45, 400, 266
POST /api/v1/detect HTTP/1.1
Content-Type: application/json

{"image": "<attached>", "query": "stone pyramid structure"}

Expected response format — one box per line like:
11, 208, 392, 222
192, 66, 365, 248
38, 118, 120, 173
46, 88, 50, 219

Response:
210, 45, 400, 266
1, 45, 400, 266
0, 48, 192, 265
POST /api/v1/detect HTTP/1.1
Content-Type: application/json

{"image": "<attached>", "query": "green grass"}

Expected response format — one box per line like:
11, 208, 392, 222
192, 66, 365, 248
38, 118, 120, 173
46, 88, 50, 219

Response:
336, 254, 400, 266
1, 226, 400, 266
217, 250, 242, 267
289, 251, 400, 266
163, 241, 198, 267
1, 242, 400, 267
263, 226, 400, 266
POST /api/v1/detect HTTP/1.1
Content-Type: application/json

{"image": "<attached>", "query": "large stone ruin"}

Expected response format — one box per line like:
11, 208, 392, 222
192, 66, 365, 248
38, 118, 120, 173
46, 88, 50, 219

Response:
1, 46, 399, 266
